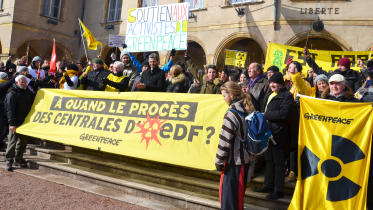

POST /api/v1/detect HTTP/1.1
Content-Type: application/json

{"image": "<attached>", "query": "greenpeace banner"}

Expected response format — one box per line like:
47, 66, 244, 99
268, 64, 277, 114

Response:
126, 3, 189, 52
288, 96, 373, 210
265, 43, 371, 72
17, 89, 228, 170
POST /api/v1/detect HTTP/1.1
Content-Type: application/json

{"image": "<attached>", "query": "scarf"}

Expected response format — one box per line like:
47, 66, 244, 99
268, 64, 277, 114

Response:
0, 79, 10, 91
205, 76, 215, 83
59, 70, 78, 89
250, 74, 262, 89
229, 97, 241, 106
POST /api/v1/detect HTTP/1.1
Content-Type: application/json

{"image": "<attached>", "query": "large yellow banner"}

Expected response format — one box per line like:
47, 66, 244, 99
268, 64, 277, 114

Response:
17, 89, 228, 170
288, 96, 373, 210
265, 43, 371, 72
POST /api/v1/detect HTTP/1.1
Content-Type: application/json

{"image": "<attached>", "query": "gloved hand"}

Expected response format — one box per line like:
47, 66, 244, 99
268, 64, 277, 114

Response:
110, 53, 116, 61
215, 164, 224, 171
143, 52, 149, 59
170, 49, 176, 57
48, 74, 55, 79
101, 77, 109, 84
122, 43, 127, 49
184, 54, 190, 62
295, 96, 301, 106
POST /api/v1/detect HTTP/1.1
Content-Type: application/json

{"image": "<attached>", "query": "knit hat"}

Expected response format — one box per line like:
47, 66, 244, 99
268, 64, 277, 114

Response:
269, 72, 285, 86
59, 63, 66, 71
337, 57, 351, 70
67, 64, 78, 71
0, 72, 7, 79
314, 74, 328, 85
120, 49, 130, 59
16, 66, 28, 73
290, 61, 303, 72
8, 63, 16, 70
222, 67, 230, 76
141, 61, 149, 68
267, 65, 279, 73
329, 74, 346, 83
93, 58, 104, 65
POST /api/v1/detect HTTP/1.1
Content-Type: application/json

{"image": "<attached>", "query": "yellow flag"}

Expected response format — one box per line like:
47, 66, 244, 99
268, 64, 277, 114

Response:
288, 96, 372, 210
80, 20, 103, 50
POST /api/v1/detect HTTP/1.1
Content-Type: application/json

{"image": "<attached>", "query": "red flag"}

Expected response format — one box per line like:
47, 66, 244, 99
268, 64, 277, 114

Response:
194, 0, 197, 6
49, 40, 57, 77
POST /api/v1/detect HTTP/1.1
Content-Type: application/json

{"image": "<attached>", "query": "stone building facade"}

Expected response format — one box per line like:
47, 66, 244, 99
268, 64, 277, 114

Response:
0, 0, 372, 70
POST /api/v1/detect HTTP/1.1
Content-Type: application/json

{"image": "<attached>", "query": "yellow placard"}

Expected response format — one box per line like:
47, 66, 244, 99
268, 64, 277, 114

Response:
288, 96, 372, 210
225, 50, 237, 59
225, 58, 236, 66
264, 43, 371, 72
236, 52, 247, 61
17, 89, 229, 170
235, 60, 245, 68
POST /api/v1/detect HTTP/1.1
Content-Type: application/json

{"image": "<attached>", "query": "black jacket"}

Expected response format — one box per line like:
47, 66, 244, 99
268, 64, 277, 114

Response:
139, 66, 166, 92
166, 73, 186, 93
81, 67, 111, 91
5, 84, 35, 127
0, 78, 16, 118
306, 57, 362, 92
261, 87, 294, 147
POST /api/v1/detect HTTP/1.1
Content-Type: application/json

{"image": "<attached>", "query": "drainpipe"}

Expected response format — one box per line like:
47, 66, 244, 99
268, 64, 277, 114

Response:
78, 0, 86, 48
274, 0, 277, 30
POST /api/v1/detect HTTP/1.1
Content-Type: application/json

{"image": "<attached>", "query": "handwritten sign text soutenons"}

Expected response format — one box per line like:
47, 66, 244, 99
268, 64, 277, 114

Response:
126, 3, 189, 52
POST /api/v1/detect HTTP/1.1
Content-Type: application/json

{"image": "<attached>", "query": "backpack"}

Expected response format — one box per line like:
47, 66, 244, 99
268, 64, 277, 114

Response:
229, 109, 274, 155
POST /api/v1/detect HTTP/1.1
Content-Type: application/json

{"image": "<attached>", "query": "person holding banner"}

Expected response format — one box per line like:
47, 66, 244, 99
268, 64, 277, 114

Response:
102, 61, 129, 92
185, 54, 223, 94
81, 58, 110, 91
321, 74, 360, 102
292, 72, 329, 98
59, 64, 80, 90
216, 81, 255, 210
304, 47, 362, 92
4, 75, 34, 171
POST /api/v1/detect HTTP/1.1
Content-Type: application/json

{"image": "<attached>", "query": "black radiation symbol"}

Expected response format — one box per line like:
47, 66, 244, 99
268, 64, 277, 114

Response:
301, 135, 365, 202
238, 53, 244, 60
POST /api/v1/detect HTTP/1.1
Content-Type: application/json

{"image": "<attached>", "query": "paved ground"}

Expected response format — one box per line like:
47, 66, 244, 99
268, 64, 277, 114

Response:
0, 167, 149, 210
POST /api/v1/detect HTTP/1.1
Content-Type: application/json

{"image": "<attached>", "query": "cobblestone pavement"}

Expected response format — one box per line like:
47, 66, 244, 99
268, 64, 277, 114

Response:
0, 168, 149, 210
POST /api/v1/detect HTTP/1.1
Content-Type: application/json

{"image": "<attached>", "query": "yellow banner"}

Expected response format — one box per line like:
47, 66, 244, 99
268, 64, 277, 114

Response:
17, 89, 228, 170
80, 20, 103, 50
235, 52, 247, 67
225, 50, 237, 66
288, 96, 372, 210
264, 43, 371, 72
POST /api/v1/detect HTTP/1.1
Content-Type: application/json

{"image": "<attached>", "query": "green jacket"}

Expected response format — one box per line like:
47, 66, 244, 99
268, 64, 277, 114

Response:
186, 60, 222, 94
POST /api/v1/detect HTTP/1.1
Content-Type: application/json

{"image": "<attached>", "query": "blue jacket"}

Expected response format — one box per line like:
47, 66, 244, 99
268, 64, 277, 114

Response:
130, 53, 174, 73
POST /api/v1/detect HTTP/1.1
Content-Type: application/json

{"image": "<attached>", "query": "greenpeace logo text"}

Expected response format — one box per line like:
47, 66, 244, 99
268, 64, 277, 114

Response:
304, 113, 354, 125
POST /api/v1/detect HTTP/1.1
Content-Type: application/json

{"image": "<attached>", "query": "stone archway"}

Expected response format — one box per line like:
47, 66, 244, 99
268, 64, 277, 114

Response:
214, 32, 267, 70
16, 38, 74, 62
286, 31, 351, 51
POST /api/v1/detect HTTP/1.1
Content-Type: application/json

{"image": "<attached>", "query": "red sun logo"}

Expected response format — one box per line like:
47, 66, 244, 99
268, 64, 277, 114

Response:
135, 113, 168, 150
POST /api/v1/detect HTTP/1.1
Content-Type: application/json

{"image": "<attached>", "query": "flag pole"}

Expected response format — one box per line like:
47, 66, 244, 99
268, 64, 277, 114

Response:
78, 18, 89, 61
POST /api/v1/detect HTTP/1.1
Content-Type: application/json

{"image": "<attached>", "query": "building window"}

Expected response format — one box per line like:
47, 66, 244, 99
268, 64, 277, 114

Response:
107, 0, 122, 22
142, 0, 158, 7
184, 0, 204, 10
41, 0, 62, 19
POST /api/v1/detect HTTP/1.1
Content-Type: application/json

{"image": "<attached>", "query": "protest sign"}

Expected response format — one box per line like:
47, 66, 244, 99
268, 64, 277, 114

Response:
235, 51, 247, 67
125, 3, 189, 52
17, 89, 228, 170
265, 43, 371, 72
225, 50, 237, 66
289, 96, 372, 210
109, 35, 126, 48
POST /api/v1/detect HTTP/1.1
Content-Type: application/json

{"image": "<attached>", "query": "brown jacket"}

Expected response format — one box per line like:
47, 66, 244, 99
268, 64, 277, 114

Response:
186, 60, 223, 94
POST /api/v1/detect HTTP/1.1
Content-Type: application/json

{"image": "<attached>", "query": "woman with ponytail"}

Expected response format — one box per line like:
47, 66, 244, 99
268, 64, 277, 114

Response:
215, 81, 254, 210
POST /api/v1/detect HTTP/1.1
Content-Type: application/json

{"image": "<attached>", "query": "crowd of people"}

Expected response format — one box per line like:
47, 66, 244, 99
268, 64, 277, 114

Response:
0, 45, 373, 210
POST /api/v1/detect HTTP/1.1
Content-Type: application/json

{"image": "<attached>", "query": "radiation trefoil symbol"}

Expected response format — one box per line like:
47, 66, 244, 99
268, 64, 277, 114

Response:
301, 135, 365, 202
135, 113, 168, 150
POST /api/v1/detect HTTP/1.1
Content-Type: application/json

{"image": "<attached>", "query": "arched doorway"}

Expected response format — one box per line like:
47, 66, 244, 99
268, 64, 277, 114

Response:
16, 39, 73, 63
293, 38, 343, 51
104, 47, 121, 65
173, 41, 205, 70
216, 38, 264, 71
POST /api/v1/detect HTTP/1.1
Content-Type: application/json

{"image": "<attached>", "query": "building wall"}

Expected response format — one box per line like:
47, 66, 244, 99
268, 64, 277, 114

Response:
0, 0, 15, 59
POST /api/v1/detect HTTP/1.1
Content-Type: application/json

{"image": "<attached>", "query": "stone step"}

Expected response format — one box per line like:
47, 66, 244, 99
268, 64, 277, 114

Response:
2, 139, 293, 209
